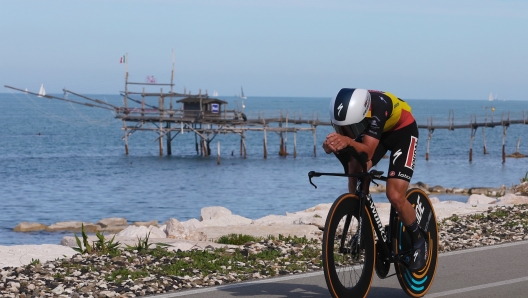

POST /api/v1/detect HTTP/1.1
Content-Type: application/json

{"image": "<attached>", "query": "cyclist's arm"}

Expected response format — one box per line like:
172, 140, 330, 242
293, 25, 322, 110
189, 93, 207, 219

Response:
324, 132, 378, 161
345, 135, 379, 161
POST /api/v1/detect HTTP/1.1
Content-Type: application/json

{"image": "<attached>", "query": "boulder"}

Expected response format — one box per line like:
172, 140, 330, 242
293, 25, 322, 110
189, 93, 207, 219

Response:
416, 181, 429, 190
200, 206, 232, 221
116, 225, 166, 239
97, 218, 128, 227
313, 203, 332, 211
98, 225, 130, 233
198, 207, 252, 226
469, 187, 504, 196
429, 197, 441, 204
165, 218, 207, 241
451, 188, 468, 194
133, 220, 159, 227
430, 185, 446, 193
409, 183, 430, 194
467, 194, 497, 205
13, 222, 48, 232
199, 214, 253, 227
46, 221, 99, 233
497, 193, 528, 205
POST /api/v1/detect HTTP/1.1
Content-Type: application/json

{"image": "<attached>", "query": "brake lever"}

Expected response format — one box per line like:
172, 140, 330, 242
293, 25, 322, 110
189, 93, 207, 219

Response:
308, 171, 320, 189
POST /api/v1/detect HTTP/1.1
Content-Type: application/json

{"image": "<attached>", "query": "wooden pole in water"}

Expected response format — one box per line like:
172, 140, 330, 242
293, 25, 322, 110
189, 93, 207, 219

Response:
285, 111, 288, 154
123, 54, 129, 155
263, 120, 268, 159
217, 142, 220, 165
312, 125, 317, 157
426, 117, 432, 161
502, 118, 507, 163
166, 122, 172, 155
279, 110, 286, 156
293, 130, 297, 158
158, 88, 164, 156
141, 87, 145, 117
243, 133, 247, 159
312, 112, 317, 157
469, 115, 475, 162
123, 120, 129, 155
198, 134, 202, 156
482, 127, 488, 154
195, 129, 199, 155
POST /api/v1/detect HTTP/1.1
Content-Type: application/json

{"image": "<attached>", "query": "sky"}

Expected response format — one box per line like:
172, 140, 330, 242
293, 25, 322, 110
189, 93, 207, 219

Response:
1, 0, 527, 100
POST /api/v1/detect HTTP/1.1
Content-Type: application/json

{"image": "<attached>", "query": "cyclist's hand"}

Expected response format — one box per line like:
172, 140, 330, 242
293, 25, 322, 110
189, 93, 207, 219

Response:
324, 133, 349, 153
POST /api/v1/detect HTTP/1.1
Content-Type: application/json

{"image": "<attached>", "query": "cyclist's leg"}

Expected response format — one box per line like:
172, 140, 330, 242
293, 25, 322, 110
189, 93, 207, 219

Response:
382, 122, 426, 271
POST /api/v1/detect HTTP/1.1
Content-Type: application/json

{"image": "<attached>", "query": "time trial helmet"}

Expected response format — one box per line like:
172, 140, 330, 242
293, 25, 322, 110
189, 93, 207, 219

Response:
329, 88, 371, 139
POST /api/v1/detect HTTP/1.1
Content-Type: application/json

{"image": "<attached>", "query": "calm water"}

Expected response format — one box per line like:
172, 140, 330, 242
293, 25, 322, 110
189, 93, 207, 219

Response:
1, 91, 527, 245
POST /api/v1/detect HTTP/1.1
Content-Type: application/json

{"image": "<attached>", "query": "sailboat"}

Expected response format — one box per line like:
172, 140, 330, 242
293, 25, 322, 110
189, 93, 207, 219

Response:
240, 87, 247, 99
212, 90, 218, 97
488, 92, 493, 101
38, 84, 46, 97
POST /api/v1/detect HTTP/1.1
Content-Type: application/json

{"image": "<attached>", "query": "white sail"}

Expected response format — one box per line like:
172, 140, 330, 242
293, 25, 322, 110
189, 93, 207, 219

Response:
488, 92, 493, 101
240, 87, 247, 99
38, 84, 46, 97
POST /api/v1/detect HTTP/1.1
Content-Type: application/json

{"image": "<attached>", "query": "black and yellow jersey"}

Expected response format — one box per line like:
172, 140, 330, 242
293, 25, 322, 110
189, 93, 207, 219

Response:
364, 90, 415, 139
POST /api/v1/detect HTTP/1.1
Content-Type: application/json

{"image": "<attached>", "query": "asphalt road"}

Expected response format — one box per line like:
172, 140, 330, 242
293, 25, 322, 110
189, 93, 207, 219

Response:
149, 240, 528, 298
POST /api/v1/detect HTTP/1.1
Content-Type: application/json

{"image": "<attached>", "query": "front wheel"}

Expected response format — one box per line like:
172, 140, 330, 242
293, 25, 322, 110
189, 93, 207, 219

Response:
394, 188, 439, 297
322, 193, 376, 298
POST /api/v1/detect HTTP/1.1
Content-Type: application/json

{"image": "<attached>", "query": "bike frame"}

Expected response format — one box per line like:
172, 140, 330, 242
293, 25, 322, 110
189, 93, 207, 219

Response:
308, 147, 413, 268
309, 170, 397, 265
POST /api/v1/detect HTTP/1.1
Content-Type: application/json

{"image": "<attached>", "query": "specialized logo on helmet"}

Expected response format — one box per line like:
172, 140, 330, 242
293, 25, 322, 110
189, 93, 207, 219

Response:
333, 88, 353, 121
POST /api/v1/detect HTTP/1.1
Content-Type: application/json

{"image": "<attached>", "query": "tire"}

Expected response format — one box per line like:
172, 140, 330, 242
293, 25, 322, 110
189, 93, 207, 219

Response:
393, 188, 439, 297
322, 193, 376, 298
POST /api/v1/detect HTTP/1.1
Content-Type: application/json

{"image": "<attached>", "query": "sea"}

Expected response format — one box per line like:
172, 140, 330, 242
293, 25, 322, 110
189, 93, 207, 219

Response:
1, 91, 527, 246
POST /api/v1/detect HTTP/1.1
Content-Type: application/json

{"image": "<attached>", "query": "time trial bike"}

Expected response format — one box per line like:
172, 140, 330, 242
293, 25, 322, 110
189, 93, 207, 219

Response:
308, 146, 438, 297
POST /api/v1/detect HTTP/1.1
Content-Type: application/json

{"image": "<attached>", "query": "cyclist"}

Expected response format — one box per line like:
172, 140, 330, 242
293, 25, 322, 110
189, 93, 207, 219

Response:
322, 88, 427, 272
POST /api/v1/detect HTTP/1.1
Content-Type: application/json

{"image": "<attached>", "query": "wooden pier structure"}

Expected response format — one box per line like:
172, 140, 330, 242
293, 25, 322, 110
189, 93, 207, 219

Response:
4, 55, 527, 163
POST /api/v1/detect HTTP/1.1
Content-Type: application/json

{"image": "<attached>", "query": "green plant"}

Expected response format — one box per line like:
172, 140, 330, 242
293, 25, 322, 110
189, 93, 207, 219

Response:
72, 224, 121, 255
73, 223, 92, 254
216, 234, 263, 245
125, 232, 153, 253
93, 231, 121, 256
30, 258, 40, 266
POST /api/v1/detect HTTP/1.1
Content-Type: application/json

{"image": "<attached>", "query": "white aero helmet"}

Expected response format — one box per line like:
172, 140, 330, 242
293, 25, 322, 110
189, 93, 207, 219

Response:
329, 88, 371, 139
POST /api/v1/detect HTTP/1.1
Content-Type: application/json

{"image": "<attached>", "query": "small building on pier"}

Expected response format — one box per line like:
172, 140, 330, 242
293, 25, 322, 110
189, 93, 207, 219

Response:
177, 97, 228, 119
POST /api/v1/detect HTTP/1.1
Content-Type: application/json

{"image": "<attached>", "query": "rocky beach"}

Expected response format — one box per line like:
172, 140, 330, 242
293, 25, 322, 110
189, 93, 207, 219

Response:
1, 181, 528, 297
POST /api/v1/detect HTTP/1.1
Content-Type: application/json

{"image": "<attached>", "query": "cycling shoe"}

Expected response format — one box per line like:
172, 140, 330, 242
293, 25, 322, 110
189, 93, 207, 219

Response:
408, 231, 428, 272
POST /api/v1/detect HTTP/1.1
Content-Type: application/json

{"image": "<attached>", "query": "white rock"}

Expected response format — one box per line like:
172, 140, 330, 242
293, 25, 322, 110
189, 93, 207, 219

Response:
497, 193, 528, 205
467, 194, 497, 205
116, 225, 166, 238
166, 218, 207, 241
200, 206, 232, 221
97, 218, 128, 227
